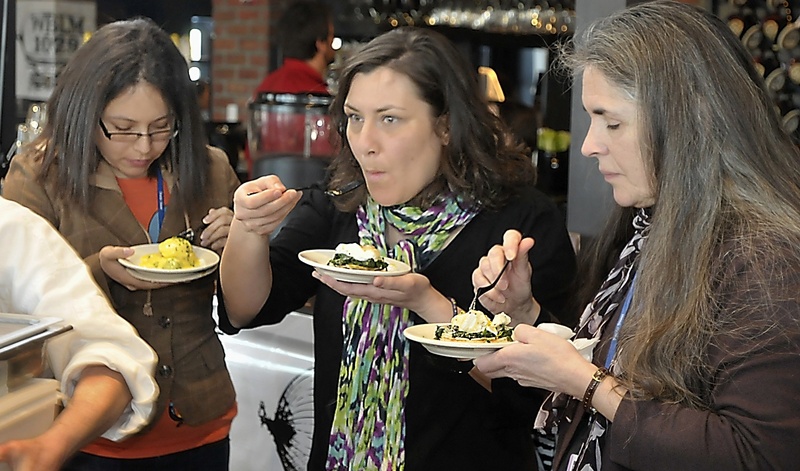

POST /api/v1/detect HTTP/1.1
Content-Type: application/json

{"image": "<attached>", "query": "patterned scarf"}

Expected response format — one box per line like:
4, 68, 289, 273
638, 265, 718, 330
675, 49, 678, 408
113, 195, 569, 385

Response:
535, 208, 651, 471
327, 194, 479, 470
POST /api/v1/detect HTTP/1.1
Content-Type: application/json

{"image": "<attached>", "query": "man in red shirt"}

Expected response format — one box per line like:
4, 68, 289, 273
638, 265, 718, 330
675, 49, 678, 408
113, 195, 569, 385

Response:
255, 1, 335, 95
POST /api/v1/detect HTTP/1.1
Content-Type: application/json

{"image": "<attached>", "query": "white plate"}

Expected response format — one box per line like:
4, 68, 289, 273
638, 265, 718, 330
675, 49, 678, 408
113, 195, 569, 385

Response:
124, 265, 218, 284
403, 323, 516, 360
119, 244, 220, 283
298, 249, 411, 284
537, 323, 600, 361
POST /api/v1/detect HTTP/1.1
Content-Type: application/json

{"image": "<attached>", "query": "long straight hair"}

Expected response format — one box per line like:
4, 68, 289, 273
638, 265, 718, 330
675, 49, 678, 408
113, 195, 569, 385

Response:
32, 17, 209, 211
562, 1, 800, 406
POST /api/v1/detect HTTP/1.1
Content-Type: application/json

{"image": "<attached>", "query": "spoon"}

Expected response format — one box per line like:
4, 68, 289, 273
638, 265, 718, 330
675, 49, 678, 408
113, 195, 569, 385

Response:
468, 259, 511, 312
248, 180, 363, 197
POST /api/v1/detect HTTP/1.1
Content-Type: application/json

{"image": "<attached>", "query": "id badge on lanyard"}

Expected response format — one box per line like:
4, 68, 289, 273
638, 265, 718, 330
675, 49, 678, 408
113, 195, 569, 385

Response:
566, 453, 580, 471
150, 166, 166, 242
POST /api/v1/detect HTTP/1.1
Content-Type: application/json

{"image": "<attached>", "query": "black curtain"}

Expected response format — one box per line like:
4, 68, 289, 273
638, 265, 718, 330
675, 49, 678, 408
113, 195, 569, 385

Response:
1, 0, 18, 166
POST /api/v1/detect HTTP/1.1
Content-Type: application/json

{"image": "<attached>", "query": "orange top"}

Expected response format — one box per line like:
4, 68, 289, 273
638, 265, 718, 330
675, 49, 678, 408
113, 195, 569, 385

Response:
83, 405, 237, 459
116, 176, 170, 237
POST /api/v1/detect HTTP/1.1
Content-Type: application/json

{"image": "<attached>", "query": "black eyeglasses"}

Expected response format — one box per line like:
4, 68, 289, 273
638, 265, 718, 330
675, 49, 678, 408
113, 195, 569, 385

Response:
99, 118, 178, 143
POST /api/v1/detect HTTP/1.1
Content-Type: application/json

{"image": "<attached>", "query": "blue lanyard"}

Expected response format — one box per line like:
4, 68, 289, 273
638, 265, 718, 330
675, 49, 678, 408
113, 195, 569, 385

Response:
155, 166, 166, 239
603, 273, 637, 369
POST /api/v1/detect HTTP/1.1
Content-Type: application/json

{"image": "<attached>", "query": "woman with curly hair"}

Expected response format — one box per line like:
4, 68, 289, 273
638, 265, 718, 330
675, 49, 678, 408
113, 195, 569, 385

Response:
220, 26, 577, 470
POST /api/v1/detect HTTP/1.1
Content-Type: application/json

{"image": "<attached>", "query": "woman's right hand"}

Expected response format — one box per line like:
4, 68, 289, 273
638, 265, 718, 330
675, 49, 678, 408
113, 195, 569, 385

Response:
98, 246, 169, 291
472, 229, 542, 325
232, 175, 303, 237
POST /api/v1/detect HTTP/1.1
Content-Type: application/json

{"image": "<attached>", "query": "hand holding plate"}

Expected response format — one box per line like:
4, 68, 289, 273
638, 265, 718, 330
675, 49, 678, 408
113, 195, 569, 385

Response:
116, 243, 219, 285
100, 245, 170, 290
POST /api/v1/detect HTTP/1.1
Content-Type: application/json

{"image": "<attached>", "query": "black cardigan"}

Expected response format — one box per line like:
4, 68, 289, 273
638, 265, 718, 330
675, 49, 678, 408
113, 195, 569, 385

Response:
219, 185, 577, 470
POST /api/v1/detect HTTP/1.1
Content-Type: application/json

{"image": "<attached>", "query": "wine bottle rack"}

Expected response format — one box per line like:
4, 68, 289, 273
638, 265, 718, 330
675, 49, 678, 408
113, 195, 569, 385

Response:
332, 1, 576, 41
719, 0, 800, 140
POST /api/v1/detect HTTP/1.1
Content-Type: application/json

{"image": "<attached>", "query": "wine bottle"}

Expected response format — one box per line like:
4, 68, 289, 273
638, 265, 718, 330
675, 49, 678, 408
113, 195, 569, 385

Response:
786, 59, 800, 85
781, 108, 800, 135
774, 21, 800, 51
757, 53, 787, 91
727, 12, 748, 38
762, 12, 787, 43
766, 0, 789, 10
727, 11, 765, 49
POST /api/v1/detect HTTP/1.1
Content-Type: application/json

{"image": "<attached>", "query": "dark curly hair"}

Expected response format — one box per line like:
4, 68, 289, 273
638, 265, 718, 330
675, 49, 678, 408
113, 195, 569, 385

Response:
327, 26, 535, 212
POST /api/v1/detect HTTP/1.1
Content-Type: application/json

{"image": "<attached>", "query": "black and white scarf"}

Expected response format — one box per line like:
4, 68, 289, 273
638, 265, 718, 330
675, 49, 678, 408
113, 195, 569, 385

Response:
535, 208, 651, 471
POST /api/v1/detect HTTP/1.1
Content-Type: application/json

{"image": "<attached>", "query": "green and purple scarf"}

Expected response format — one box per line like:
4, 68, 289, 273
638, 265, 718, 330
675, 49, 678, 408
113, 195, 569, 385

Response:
327, 194, 478, 470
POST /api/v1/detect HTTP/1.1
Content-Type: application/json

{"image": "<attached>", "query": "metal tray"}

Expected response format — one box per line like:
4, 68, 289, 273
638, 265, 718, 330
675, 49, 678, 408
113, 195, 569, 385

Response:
0, 314, 62, 349
0, 314, 71, 394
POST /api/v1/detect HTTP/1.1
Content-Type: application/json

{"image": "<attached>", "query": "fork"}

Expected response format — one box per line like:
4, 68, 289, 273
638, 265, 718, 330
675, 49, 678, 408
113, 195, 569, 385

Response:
313, 180, 363, 197
468, 259, 511, 311
177, 223, 208, 244
248, 181, 363, 197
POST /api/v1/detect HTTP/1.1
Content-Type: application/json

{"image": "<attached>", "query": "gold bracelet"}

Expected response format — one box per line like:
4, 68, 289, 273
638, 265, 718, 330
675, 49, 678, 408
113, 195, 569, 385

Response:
582, 367, 609, 411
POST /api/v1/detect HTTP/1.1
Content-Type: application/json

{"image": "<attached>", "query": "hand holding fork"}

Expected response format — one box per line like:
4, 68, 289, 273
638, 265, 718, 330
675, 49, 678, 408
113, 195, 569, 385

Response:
468, 259, 511, 312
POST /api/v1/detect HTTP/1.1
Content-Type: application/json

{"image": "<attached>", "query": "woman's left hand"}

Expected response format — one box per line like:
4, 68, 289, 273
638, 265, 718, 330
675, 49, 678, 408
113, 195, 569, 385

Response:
474, 324, 596, 397
476, 324, 626, 420
197, 206, 234, 252
313, 271, 450, 322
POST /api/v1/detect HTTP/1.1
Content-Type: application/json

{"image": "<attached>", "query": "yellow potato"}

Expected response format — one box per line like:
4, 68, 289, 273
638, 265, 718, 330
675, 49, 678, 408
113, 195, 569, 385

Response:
159, 237, 194, 260
155, 257, 188, 270
139, 253, 163, 268
137, 237, 200, 270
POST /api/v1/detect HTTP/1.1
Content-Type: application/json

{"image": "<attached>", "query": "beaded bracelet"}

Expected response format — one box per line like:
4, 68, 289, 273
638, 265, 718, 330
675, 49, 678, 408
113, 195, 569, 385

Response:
449, 297, 462, 318
582, 367, 609, 411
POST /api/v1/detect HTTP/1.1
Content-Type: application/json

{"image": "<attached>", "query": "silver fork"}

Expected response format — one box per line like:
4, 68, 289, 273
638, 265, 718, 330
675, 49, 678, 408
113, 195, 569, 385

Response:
468, 259, 511, 311
248, 180, 363, 197
177, 223, 208, 244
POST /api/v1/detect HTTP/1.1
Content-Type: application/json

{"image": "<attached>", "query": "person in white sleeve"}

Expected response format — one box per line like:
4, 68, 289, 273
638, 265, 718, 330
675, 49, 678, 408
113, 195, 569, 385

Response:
0, 196, 158, 471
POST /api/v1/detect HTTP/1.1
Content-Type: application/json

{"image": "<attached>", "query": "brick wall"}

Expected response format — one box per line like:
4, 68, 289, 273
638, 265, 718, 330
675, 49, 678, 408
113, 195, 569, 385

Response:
210, 0, 292, 122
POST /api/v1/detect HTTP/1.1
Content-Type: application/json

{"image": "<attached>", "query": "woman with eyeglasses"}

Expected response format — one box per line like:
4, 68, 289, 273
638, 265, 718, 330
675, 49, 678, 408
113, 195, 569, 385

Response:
3, 17, 240, 470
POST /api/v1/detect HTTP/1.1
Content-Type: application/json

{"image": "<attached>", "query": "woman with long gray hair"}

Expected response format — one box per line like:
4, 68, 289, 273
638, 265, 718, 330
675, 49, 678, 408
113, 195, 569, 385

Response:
474, 2, 800, 470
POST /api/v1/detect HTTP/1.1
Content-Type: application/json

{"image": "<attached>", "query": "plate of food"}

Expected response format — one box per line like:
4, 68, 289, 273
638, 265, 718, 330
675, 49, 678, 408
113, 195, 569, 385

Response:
403, 310, 517, 360
298, 243, 411, 284
118, 236, 220, 283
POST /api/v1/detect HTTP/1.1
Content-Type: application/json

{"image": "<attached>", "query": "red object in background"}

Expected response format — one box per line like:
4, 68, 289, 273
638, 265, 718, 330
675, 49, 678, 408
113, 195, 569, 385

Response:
247, 93, 336, 179
254, 59, 329, 95
254, 105, 334, 157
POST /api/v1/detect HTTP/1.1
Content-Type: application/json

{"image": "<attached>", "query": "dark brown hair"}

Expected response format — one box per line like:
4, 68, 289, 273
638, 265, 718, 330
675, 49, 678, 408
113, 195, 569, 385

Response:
277, 1, 332, 61
328, 26, 535, 212
32, 17, 210, 211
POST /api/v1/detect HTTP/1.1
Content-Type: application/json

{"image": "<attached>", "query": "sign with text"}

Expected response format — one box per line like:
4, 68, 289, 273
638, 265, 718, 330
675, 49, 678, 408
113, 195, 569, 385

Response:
15, 0, 95, 100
